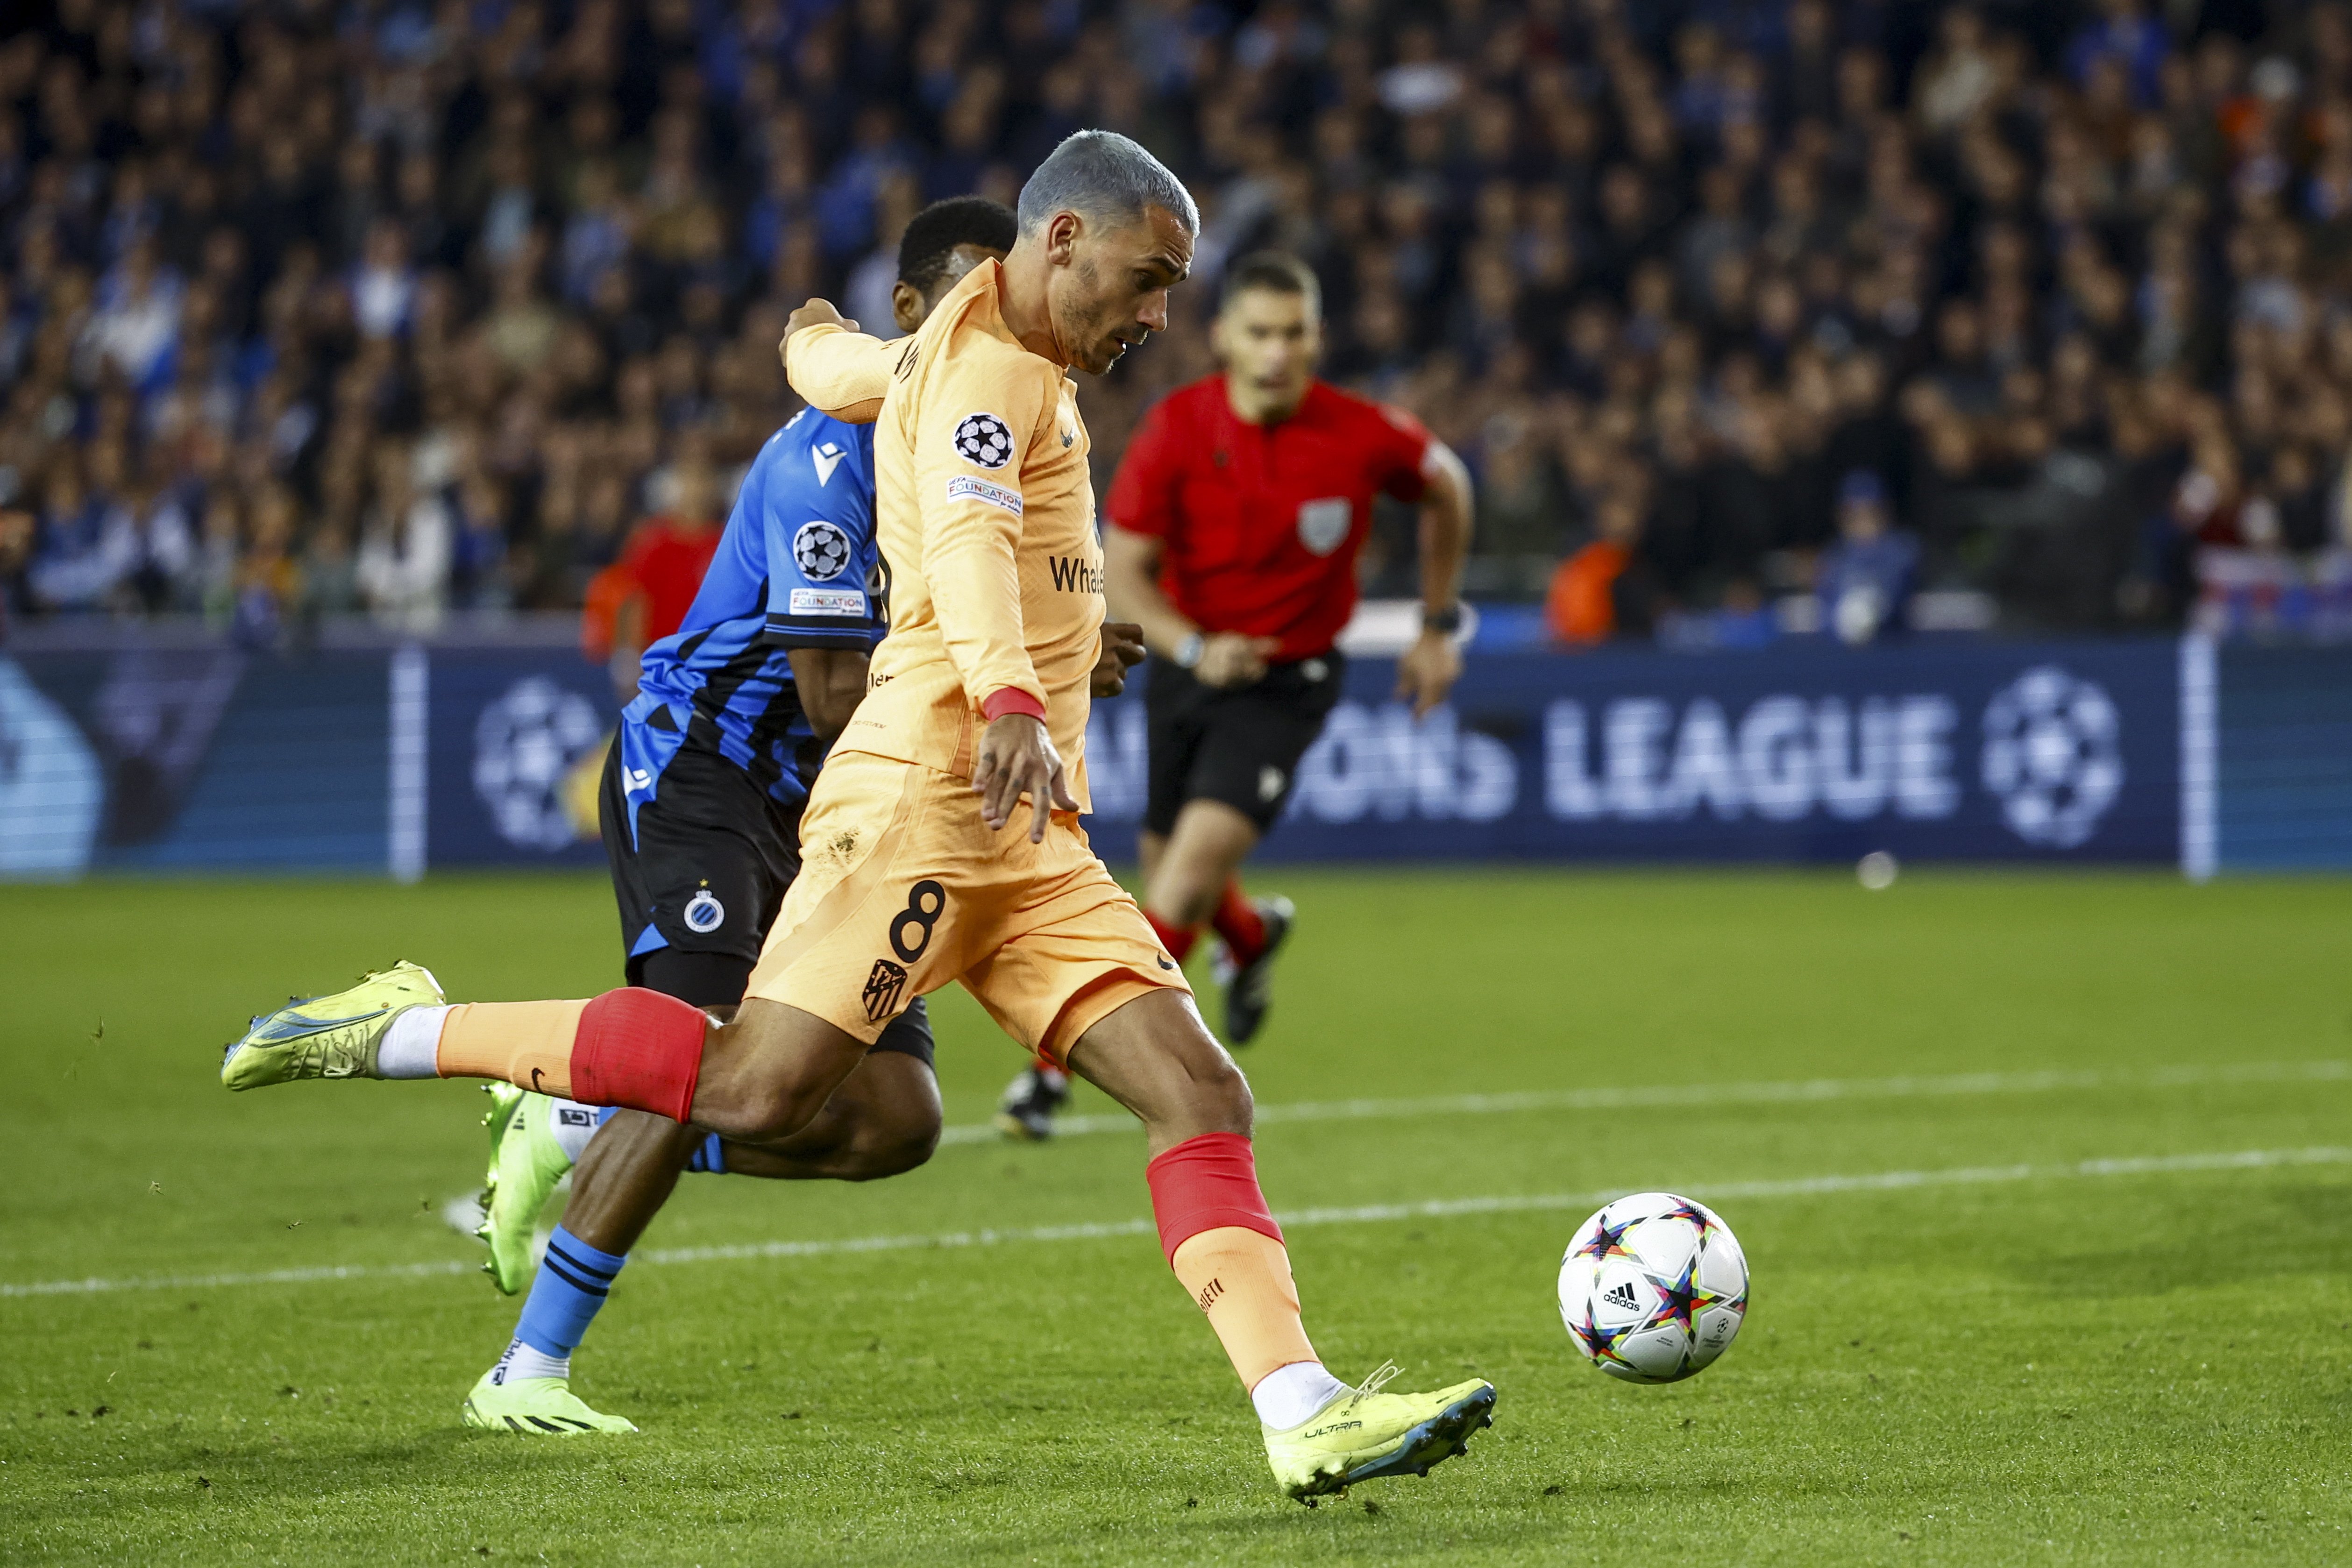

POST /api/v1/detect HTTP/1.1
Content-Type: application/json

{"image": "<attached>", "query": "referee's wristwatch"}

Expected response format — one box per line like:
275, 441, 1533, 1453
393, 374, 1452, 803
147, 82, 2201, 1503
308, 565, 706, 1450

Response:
1172, 631, 1206, 670
1422, 603, 1464, 635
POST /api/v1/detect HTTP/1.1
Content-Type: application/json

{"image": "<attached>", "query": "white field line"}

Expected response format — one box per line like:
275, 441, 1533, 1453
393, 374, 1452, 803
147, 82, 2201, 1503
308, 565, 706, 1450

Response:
7, 1144, 2347, 1300
933, 1058, 2352, 1144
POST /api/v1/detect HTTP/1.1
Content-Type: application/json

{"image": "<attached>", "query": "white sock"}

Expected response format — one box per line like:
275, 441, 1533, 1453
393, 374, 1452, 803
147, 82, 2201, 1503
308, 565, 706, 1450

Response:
375, 1005, 450, 1079
548, 1100, 605, 1163
488, 1338, 570, 1386
1251, 1360, 1349, 1430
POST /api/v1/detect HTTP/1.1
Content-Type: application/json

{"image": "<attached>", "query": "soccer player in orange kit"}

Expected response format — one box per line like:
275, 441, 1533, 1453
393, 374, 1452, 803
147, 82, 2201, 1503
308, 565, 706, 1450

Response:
220, 131, 1495, 1502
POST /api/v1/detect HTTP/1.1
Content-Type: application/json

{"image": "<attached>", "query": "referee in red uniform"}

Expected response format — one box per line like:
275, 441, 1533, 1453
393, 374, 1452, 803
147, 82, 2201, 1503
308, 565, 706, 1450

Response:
996, 252, 1472, 1136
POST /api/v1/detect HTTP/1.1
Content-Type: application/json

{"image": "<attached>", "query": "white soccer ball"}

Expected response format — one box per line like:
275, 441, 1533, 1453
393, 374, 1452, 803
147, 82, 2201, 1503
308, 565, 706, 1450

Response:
1558, 1192, 1748, 1384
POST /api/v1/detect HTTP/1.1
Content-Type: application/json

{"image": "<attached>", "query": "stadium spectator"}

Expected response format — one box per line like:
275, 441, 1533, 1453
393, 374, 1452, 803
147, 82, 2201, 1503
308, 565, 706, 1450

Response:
0, 503, 32, 633
355, 440, 453, 631
581, 453, 724, 694
2, 0, 2350, 644
1816, 469, 1920, 644
1546, 490, 1660, 644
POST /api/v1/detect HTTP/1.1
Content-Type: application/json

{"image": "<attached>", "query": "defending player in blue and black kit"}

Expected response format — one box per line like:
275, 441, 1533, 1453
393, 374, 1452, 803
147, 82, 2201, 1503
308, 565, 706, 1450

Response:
600, 398, 894, 1000
451, 197, 1139, 1436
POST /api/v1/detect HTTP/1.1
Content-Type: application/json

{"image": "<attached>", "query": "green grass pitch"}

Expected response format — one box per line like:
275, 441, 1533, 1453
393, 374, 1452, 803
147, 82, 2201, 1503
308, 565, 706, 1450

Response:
4, 867, 2351, 1565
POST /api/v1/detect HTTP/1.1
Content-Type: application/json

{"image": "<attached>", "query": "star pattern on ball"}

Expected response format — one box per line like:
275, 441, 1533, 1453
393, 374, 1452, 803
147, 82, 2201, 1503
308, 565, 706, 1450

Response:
1563, 1194, 1749, 1385
1648, 1253, 1717, 1339
1570, 1301, 1640, 1368
1573, 1213, 1641, 1262
1656, 1194, 1712, 1232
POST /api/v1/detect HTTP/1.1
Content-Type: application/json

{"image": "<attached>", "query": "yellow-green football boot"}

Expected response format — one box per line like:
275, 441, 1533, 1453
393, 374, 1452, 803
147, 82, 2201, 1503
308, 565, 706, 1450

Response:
461, 1370, 636, 1435
220, 961, 444, 1091
1261, 1362, 1496, 1503
475, 1085, 576, 1294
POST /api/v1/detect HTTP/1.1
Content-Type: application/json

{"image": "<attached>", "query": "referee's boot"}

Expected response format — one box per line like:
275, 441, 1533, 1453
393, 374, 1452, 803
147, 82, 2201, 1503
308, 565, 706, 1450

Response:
1215, 895, 1294, 1046
995, 1063, 1070, 1140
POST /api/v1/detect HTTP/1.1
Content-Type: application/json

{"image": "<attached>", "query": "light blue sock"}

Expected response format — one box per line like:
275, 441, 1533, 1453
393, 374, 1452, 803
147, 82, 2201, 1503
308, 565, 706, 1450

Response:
512, 1226, 628, 1360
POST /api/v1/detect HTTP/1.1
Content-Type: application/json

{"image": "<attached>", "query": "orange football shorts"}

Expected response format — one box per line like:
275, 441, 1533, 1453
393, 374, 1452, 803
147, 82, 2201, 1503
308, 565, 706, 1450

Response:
746, 749, 1190, 1065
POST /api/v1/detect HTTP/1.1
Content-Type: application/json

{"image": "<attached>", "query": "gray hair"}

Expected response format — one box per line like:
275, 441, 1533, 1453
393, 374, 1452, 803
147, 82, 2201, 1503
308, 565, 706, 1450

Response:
1016, 129, 1200, 238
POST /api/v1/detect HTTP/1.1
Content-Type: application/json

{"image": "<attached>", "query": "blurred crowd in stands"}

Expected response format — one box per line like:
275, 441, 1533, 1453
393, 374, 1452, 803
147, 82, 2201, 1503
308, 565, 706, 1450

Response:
4, 0, 2352, 648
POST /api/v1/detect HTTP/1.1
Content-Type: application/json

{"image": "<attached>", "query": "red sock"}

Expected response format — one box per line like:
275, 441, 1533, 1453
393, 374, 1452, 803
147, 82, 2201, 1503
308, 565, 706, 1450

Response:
1145, 1131, 1283, 1258
1212, 880, 1266, 964
1147, 1133, 1315, 1389
572, 988, 707, 1122
1147, 909, 1198, 963
434, 989, 706, 1121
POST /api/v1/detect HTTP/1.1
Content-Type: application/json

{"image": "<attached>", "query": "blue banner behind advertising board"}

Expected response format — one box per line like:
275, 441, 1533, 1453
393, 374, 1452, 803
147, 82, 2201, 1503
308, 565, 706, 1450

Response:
6, 631, 2349, 877
2217, 645, 2352, 870
0, 643, 387, 874
1078, 641, 2183, 865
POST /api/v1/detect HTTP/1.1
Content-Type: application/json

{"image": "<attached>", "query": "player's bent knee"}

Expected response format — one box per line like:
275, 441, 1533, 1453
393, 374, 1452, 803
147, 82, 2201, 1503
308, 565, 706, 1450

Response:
1068, 989, 1254, 1139
839, 1115, 939, 1180
837, 1058, 942, 1179
1192, 1052, 1254, 1131
695, 1002, 866, 1143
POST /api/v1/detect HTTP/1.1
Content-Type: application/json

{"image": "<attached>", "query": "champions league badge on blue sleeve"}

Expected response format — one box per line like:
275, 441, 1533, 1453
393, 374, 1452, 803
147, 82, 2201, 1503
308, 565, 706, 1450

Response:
793, 520, 854, 581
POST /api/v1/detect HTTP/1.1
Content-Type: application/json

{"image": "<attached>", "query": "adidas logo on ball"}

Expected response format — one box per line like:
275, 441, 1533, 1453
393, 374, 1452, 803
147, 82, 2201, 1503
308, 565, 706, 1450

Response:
1602, 1282, 1641, 1312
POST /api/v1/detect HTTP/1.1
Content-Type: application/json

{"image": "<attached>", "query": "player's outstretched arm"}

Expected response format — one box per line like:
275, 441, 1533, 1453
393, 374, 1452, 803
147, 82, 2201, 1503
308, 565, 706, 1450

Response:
1396, 439, 1473, 718
782, 303, 901, 425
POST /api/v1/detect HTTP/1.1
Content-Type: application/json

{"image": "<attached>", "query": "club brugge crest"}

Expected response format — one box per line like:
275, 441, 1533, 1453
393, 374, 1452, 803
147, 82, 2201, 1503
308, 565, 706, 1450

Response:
683, 888, 725, 933
1297, 497, 1350, 556
862, 957, 909, 1022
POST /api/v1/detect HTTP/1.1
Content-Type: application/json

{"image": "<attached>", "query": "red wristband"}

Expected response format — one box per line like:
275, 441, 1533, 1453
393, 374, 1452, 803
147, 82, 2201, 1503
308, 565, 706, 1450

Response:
981, 688, 1046, 723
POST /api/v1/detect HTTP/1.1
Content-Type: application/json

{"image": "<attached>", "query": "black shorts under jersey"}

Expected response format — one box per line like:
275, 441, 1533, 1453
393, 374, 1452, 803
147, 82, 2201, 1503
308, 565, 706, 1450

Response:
1144, 652, 1345, 837
599, 739, 932, 1064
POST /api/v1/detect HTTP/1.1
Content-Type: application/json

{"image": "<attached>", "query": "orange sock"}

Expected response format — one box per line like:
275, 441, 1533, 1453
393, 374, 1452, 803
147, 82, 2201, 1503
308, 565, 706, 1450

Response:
429, 988, 708, 1121
1169, 1225, 1318, 1389
433, 1000, 589, 1097
1146, 1132, 1320, 1392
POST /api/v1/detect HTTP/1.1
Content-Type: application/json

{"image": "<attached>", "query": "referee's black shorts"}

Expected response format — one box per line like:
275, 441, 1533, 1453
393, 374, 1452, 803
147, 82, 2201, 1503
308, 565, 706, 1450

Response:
1143, 651, 1344, 837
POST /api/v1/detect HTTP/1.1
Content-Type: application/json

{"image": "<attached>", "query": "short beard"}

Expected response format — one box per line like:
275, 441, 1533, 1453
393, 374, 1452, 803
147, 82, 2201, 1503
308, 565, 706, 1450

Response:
1067, 257, 1108, 369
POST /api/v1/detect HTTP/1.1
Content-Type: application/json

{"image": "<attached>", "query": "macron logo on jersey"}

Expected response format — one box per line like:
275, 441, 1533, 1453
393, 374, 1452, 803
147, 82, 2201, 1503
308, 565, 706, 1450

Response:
812, 440, 846, 487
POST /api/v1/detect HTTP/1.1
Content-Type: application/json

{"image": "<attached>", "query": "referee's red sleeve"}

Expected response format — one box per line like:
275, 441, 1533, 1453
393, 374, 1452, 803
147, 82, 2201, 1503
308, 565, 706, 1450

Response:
1377, 403, 1434, 503
1105, 397, 1178, 537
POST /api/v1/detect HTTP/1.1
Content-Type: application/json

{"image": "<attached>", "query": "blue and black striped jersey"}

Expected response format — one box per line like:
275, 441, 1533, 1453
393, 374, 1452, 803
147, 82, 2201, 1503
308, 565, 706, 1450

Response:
614, 408, 885, 837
